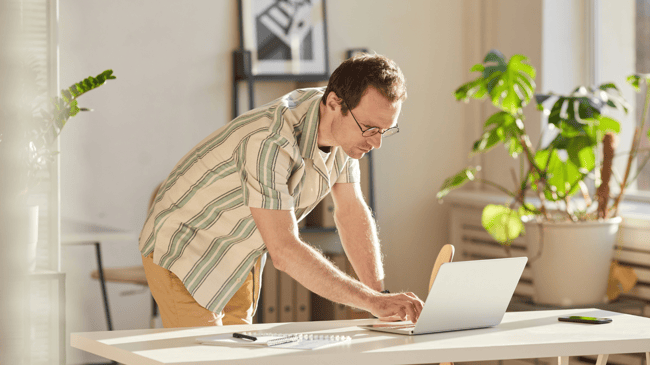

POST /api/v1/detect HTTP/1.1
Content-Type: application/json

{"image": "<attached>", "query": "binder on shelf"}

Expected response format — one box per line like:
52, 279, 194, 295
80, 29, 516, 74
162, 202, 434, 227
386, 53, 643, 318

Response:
359, 154, 372, 207
332, 254, 349, 320
262, 258, 279, 323
343, 255, 372, 320
310, 291, 334, 321
306, 194, 336, 229
279, 270, 295, 322
296, 81, 328, 89
295, 280, 311, 322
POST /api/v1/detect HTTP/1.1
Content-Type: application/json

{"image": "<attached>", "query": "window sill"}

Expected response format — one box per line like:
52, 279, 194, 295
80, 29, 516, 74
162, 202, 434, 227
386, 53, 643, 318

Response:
443, 189, 650, 228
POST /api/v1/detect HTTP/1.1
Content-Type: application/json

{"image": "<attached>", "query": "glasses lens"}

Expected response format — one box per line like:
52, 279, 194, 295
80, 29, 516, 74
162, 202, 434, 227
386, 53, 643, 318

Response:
362, 128, 380, 137
382, 127, 399, 138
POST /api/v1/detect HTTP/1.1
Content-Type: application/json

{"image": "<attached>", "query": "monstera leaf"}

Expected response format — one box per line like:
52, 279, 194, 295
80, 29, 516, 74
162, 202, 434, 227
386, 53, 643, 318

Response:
455, 50, 536, 116
481, 204, 525, 244
472, 111, 525, 157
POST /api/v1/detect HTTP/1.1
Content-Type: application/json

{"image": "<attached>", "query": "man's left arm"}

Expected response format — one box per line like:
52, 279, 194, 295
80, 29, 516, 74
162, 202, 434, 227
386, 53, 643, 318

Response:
330, 182, 384, 292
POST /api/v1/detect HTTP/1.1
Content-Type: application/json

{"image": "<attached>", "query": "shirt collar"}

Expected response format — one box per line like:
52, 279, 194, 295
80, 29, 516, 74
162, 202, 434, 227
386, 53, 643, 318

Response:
298, 97, 323, 160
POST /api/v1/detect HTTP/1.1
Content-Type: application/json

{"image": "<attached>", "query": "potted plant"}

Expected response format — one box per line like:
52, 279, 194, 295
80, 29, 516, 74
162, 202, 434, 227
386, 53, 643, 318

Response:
6, 67, 116, 270
437, 49, 650, 306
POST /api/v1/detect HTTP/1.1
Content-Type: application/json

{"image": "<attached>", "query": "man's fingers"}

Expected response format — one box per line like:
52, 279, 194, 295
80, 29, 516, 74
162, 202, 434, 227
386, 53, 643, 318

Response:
399, 307, 407, 321
405, 301, 418, 323
379, 314, 402, 322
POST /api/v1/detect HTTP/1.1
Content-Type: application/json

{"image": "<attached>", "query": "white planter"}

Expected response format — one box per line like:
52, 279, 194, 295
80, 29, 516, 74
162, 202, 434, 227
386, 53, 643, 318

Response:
21, 205, 39, 272
524, 217, 621, 306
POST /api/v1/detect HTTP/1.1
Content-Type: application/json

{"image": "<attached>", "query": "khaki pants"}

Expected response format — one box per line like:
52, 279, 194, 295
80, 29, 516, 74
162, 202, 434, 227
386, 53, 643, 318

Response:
142, 252, 261, 327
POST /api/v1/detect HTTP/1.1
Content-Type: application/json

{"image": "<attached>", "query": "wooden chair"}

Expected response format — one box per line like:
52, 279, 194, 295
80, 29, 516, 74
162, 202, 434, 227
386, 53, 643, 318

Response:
430, 244, 455, 365
90, 183, 162, 329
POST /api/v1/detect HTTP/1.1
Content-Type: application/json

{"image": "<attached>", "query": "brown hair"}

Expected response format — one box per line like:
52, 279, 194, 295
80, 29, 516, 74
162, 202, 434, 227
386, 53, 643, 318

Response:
322, 53, 407, 115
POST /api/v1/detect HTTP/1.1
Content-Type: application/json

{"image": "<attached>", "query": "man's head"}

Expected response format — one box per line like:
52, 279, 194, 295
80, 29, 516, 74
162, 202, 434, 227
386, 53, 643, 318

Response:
319, 54, 406, 159
322, 53, 407, 116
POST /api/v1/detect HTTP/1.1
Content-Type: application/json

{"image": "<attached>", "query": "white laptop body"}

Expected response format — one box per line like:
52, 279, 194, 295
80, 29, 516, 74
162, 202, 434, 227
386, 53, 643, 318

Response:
360, 257, 527, 335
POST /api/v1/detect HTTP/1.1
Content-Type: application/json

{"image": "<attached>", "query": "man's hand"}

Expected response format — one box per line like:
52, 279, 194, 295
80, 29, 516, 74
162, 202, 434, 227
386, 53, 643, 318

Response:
368, 291, 424, 323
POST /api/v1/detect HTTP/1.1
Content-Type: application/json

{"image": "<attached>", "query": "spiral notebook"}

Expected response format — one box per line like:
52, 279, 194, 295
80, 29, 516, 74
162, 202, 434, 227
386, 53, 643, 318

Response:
197, 332, 351, 350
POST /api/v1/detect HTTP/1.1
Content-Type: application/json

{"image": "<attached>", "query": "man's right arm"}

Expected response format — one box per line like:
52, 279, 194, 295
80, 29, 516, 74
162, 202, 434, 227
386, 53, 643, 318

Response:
250, 207, 424, 323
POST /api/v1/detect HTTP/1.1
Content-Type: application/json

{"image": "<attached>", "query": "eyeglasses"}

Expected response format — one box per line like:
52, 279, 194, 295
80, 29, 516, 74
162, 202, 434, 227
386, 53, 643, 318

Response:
344, 100, 399, 138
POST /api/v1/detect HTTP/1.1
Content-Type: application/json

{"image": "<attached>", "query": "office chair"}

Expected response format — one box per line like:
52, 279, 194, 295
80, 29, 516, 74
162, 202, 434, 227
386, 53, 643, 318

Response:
90, 183, 162, 330
430, 244, 455, 365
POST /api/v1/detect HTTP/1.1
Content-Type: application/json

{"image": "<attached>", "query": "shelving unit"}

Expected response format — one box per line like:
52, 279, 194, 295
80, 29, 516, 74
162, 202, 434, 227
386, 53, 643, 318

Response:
232, 49, 332, 119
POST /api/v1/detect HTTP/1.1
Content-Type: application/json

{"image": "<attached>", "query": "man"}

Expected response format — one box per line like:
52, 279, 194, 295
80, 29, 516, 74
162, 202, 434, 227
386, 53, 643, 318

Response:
139, 53, 424, 327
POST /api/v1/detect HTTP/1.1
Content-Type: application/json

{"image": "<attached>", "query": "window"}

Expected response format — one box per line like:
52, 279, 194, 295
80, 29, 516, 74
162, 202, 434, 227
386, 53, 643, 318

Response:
635, 0, 650, 192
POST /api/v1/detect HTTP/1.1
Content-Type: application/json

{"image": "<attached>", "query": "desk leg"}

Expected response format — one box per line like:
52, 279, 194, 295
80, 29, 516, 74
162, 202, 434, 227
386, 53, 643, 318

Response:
94, 242, 113, 331
558, 356, 569, 365
596, 354, 608, 365
646, 352, 649, 364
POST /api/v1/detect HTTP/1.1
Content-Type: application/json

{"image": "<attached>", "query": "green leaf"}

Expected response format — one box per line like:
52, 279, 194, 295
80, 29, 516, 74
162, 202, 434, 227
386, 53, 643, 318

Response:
487, 53, 538, 115
598, 82, 629, 113
627, 75, 641, 91
537, 149, 586, 199
63, 69, 116, 100
484, 49, 507, 66
597, 115, 621, 134
518, 203, 540, 216
566, 136, 596, 172
547, 97, 565, 128
68, 100, 80, 118
470, 63, 485, 72
481, 204, 524, 244
455, 78, 486, 101
473, 112, 521, 155
437, 167, 478, 200
455, 50, 537, 116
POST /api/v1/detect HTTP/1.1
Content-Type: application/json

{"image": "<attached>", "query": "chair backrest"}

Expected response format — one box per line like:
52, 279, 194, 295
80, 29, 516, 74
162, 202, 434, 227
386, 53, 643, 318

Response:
429, 244, 455, 291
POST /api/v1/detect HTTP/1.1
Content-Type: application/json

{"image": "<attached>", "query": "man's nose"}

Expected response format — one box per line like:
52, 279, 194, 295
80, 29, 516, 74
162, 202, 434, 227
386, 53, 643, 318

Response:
369, 133, 382, 149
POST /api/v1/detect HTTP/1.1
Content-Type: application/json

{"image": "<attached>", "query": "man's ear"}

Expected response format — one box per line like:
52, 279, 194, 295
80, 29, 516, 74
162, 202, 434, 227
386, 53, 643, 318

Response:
326, 92, 342, 112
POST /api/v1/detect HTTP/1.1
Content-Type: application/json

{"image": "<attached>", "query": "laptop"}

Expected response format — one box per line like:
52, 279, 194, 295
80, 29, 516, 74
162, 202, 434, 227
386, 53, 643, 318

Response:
359, 256, 527, 335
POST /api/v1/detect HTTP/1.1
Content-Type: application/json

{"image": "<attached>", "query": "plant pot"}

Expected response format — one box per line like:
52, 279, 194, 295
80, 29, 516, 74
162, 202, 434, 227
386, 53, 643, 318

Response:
19, 204, 39, 272
524, 217, 622, 306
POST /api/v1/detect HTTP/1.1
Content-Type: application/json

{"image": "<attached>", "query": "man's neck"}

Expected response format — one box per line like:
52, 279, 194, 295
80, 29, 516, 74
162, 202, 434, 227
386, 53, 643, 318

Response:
317, 101, 335, 149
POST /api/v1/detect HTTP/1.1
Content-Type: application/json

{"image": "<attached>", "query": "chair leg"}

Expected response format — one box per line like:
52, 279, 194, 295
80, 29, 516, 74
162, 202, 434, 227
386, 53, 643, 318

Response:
94, 242, 113, 331
150, 296, 158, 328
596, 354, 608, 365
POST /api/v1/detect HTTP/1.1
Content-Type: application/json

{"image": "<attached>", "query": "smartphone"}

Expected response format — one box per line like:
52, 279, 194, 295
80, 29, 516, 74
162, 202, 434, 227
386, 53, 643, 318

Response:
558, 316, 612, 324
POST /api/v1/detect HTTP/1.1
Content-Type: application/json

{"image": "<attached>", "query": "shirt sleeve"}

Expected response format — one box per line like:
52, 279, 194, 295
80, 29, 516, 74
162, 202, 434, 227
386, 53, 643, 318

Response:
238, 132, 295, 210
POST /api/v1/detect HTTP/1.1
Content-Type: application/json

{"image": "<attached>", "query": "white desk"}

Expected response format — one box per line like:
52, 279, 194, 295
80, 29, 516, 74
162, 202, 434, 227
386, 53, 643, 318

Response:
71, 308, 650, 365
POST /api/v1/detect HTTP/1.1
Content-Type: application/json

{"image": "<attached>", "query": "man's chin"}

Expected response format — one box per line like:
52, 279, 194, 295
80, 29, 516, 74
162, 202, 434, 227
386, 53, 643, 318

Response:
348, 149, 365, 159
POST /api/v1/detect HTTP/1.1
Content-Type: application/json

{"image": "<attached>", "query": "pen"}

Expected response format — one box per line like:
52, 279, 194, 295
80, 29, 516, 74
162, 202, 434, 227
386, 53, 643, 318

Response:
233, 332, 257, 341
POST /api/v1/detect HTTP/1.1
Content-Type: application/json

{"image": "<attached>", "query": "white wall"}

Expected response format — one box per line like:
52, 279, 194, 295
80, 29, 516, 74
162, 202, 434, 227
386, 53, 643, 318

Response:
59, 2, 245, 363
325, 0, 466, 305
58, 1, 545, 363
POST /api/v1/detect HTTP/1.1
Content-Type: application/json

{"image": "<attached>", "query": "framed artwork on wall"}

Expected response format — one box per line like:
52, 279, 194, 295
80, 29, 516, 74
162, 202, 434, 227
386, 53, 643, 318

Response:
346, 48, 369, 59
238, 0, 329, 78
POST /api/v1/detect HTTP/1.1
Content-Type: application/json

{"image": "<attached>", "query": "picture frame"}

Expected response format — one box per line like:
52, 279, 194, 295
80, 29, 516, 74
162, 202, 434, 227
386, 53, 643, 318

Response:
346, 48, 369, 59
238, 0, 329, 79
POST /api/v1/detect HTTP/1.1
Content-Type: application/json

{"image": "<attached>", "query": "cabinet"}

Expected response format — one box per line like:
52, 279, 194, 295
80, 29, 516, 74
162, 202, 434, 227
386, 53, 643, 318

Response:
232, 49, 376, 322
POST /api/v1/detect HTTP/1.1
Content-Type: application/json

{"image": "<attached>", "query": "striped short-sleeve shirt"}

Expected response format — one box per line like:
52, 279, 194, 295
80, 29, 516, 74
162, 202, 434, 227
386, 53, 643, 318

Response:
139, 88, 360, 314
